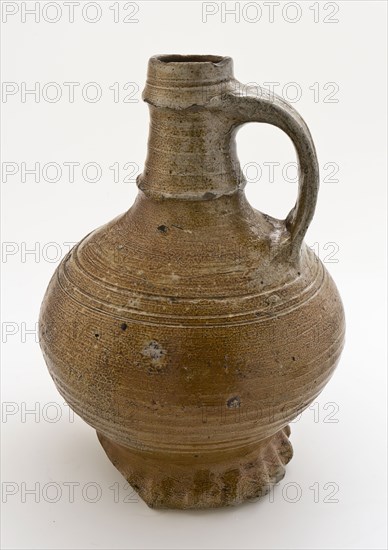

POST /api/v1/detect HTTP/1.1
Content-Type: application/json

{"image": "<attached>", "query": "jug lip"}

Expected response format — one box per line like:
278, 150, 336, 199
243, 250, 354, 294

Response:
146, 54, 234, 87
143, 54, 235, 109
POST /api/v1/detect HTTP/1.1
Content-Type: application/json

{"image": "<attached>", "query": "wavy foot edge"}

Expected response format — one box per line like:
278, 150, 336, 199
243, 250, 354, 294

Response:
97, 426, 293, 510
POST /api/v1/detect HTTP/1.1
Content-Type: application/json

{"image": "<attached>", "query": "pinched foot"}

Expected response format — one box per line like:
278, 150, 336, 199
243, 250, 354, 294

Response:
97, 426, 293, 509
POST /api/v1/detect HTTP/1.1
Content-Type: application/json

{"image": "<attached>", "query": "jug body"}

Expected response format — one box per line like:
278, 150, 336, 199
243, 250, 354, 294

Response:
39, 55, 345, 509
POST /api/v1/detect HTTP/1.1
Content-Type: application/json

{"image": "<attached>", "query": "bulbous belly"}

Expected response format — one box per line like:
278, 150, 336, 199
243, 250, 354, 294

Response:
39, 227, 345, 455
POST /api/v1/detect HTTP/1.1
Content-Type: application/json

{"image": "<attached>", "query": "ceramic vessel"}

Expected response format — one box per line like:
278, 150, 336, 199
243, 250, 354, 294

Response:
39, 55, 345, 509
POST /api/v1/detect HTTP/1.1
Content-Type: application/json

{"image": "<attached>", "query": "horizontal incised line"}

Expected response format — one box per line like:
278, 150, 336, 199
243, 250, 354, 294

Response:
71, 239, 322, 302
55, 246, 325, 327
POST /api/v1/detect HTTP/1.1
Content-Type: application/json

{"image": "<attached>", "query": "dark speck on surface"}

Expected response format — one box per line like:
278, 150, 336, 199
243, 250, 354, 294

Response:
227, 396, 241, 409
202, 192, 216, 200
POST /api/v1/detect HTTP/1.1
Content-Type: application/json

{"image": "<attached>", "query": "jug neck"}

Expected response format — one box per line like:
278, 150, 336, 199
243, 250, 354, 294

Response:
137, 55, 245, 200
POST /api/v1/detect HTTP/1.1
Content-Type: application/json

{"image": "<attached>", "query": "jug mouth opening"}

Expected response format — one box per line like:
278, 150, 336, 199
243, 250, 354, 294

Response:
156, 54, 227, 66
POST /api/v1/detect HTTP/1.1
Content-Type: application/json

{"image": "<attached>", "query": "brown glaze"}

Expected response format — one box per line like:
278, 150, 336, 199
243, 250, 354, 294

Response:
39, 55, 345, 509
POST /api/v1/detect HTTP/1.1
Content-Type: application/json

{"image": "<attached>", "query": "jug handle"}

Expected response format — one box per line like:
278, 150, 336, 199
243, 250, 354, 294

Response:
223, 85, 319, 257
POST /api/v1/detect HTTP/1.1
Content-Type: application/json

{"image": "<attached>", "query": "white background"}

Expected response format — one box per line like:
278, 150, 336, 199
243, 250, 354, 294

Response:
1, 1, 387, 549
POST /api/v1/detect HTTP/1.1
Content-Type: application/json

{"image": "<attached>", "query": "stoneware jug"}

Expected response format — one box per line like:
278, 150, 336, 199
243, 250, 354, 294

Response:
39, 55, 345, 509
